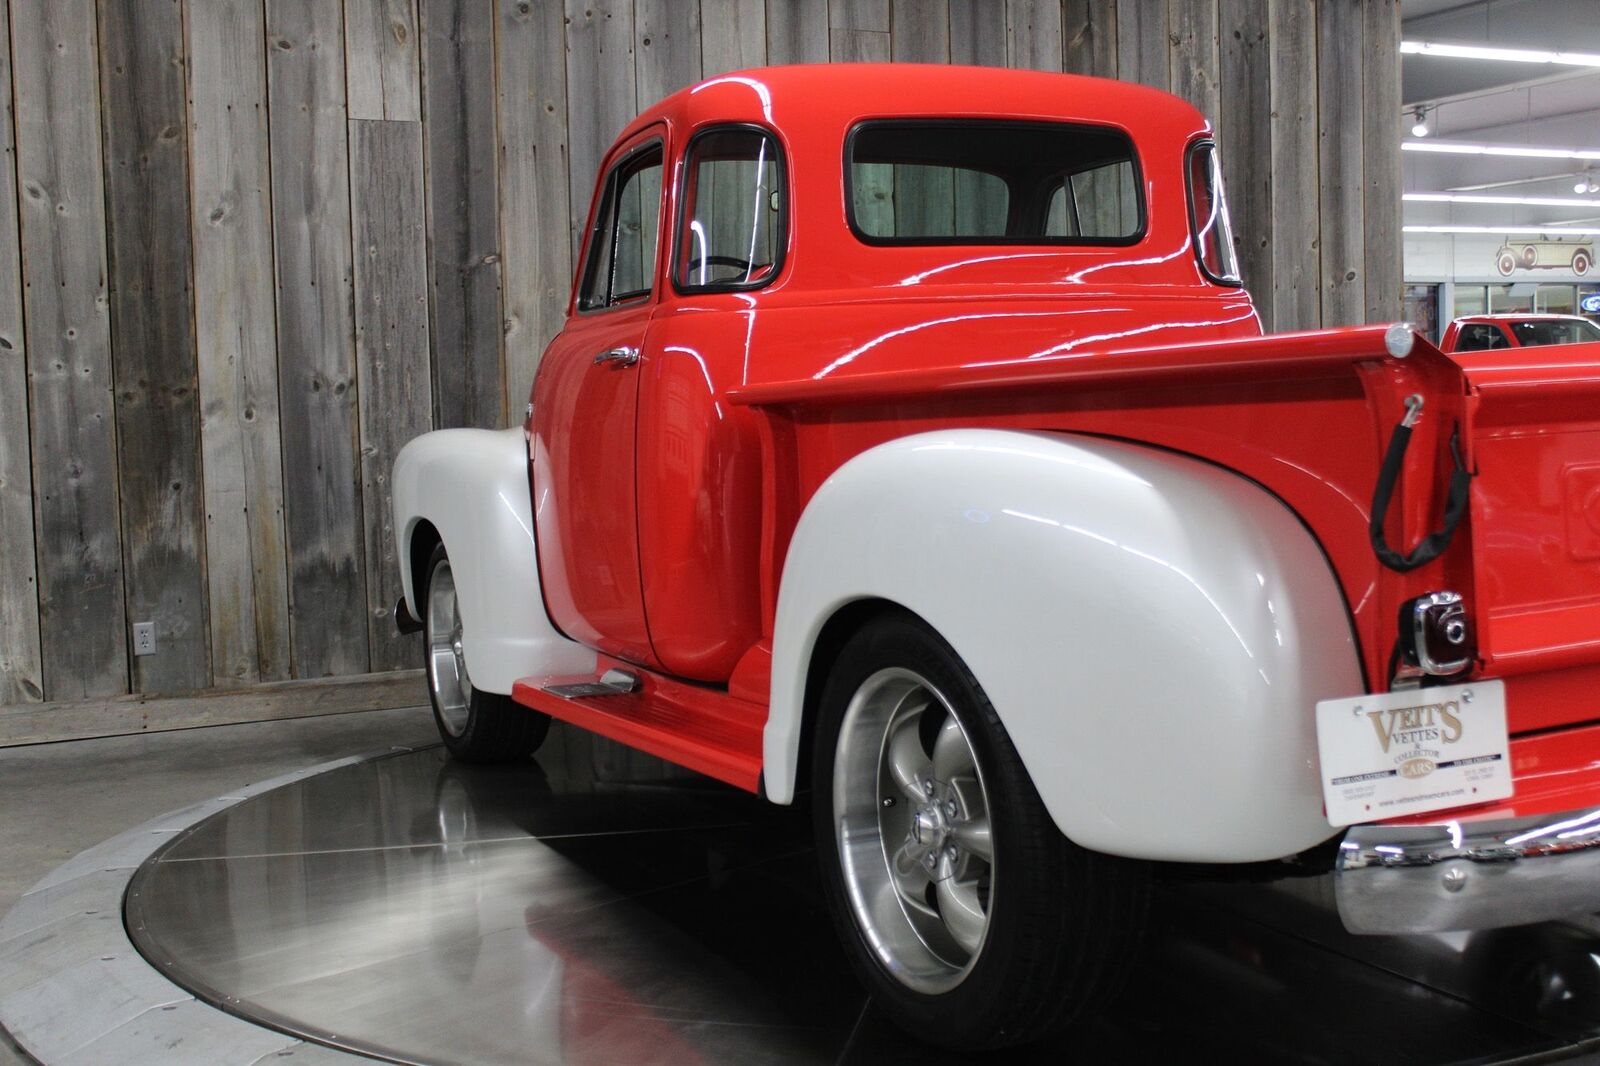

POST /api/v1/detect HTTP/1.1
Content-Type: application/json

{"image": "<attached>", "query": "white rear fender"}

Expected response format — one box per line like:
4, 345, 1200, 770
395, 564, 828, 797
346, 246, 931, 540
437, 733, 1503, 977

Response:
764, 429, 1362, 863
392, 428, 595, 694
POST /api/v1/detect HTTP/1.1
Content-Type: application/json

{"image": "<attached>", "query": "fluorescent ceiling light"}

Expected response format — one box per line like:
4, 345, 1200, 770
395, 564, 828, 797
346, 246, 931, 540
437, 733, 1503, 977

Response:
1402, 140, 1600, 161
1401, 40, 1600, 67
1405, 192, 1600, 207
1404, 224, 1600, 234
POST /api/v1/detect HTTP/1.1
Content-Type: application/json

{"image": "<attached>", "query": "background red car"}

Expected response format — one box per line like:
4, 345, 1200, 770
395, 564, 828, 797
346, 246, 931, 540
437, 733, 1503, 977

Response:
1442, 313, 1600, 352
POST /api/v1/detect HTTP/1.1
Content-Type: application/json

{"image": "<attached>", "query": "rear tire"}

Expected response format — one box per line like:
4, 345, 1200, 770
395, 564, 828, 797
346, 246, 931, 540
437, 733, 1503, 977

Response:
811, 610, 1148, 1050
423, 544, 550, 762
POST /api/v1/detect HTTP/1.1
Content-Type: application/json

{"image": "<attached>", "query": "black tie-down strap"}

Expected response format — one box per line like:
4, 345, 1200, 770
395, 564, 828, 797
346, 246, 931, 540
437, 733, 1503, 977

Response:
1369, 400, 1473, 573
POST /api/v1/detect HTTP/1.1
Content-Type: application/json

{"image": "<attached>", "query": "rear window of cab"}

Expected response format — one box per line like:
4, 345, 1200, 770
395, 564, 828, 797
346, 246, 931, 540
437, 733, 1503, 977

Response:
844, 119, 1144, 246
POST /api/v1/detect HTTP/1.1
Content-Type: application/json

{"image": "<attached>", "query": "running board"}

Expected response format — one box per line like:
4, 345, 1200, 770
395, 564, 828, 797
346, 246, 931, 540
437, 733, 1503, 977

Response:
542, 668, 640, 699
512, 661, 765, 793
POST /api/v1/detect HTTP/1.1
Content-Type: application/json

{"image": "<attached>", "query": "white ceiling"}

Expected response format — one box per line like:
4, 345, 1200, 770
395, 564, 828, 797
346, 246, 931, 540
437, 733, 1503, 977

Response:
1401, 0, 1600, 230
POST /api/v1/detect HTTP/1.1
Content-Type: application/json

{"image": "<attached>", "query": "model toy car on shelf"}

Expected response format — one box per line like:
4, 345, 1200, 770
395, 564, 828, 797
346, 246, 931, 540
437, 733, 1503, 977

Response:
1443, 312, 1600, 352
391, 65, 1600, 1049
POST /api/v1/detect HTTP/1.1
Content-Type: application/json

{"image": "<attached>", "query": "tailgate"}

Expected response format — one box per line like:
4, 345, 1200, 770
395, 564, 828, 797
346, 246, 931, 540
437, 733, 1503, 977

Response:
1456, 341, 1600, 702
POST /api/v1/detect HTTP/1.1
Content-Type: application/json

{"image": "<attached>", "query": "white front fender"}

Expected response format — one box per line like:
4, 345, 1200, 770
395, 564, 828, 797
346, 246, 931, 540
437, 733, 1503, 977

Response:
763, 429, 1362, 863
392, 428, 595, 694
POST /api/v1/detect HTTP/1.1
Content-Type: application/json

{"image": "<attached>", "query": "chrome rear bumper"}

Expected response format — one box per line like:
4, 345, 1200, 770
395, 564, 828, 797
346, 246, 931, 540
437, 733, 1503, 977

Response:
1336, 806, 1600, 934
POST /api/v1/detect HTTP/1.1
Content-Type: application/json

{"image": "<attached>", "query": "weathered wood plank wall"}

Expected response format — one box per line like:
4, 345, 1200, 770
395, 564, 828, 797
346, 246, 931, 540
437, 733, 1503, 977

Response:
13, 0, 127, 702
266, 0, 369, 680
99, 0, 209, 695
0, 0, 41, 705
0, 0, 1402, 710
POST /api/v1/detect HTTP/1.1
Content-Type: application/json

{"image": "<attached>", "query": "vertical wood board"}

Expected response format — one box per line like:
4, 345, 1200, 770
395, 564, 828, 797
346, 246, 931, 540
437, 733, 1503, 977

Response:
419, 0, 504, 429
1318, 0, 1365, 326
1006, 0, 1063, 72
1268, 0, 1320, 332
350, 118, 431, 670
1063, 0, 1117, 77
97, 0, 209, 695
766, 0, 828, 63
0, 0, 41, 704
1168, 0, 1219, 124
344, 0, 423, 119
949, 0, 1007, 67
636, 0, 703, 108
830, 0, 891, 60
11, 0, 127, 701
565, 0, 637, 259
1363, 0, 1402, 322
1218, 0, 1271, 322
701, 0, 766, 75
496, 0, 570, 422
893, 0, 949, 62
266, 0, 370, 679
1115, 0, 1168, 90
187, 0, 293, 686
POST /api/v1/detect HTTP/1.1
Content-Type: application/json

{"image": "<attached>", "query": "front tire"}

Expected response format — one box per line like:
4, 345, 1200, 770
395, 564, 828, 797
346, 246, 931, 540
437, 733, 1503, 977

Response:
423, 544, 550, 762
811, 611, 1148, 1049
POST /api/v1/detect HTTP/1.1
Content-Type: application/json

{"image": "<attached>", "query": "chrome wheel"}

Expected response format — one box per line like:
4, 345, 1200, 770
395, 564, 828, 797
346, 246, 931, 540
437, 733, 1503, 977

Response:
833, 667, 994, 995
426, 559, 472, 737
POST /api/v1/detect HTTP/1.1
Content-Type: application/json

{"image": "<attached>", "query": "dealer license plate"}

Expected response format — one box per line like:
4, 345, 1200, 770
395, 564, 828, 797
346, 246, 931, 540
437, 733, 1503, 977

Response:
1315, 680, 1511, 827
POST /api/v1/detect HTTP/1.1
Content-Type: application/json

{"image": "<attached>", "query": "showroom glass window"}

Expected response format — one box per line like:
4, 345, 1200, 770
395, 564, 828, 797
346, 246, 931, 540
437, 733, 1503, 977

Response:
1187, 141, 1240, 284
579, 143, 664, 311
676, 127, 786, 291
845, 121, 1143, 244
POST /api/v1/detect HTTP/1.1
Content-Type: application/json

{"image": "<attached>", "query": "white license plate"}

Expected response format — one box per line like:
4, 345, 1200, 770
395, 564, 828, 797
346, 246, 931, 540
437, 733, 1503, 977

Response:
1315, 680, 1511, 827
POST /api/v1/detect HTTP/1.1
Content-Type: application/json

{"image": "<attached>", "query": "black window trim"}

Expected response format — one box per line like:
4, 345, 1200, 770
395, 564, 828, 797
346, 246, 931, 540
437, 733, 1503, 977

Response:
671, 122, 790, 296
841, 117, 1148, 249
576, 136, 666, 315
1184, 137, 1244, 287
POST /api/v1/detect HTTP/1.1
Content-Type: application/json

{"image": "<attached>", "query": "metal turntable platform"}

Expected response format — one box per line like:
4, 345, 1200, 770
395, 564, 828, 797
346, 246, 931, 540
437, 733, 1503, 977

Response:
8, 722, 1600, 1063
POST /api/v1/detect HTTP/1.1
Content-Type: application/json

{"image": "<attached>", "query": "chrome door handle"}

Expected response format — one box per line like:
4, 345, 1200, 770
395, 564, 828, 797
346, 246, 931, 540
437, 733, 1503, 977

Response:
592, 346, 640, 367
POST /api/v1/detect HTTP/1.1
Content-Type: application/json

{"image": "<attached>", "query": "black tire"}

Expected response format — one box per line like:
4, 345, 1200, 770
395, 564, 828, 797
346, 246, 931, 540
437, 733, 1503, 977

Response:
810, 610, 1149, 1050
1574, 250, 1591, 276
422, 544, 550, 762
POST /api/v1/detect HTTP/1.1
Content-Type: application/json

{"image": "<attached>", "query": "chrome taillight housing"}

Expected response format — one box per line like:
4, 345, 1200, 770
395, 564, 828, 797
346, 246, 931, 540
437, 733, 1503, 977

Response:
1398, 590, 1475, 677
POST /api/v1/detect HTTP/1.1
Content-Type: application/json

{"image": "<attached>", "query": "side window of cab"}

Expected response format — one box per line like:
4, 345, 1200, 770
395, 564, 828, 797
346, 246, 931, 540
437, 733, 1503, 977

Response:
578, 142, 665, 311
674, 126, 786, 291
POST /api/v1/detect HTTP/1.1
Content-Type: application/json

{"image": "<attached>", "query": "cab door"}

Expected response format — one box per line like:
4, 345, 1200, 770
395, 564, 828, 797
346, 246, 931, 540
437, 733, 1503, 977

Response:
531, 130, 666, 668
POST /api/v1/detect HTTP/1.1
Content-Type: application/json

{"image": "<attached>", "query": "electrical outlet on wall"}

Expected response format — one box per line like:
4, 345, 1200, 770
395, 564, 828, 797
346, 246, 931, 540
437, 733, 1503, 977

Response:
133, 622, 157, 657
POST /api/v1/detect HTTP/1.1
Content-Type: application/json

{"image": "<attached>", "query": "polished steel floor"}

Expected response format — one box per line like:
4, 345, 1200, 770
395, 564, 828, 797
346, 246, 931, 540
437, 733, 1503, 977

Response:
125, 723, 1600, 1065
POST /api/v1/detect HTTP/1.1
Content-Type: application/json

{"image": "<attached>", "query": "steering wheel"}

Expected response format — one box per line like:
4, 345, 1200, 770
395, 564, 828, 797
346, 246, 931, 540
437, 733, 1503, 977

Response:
687, 254, 758, 275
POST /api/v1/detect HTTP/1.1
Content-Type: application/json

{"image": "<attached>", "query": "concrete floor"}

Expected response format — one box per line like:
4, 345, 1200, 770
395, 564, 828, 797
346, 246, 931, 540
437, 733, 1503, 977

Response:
0, 705, 439, 1065
0, 705, 438, 921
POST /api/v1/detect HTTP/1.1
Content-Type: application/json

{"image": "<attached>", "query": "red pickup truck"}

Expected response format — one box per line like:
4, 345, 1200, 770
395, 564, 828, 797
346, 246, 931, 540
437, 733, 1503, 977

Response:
392, 65, 1600, 1048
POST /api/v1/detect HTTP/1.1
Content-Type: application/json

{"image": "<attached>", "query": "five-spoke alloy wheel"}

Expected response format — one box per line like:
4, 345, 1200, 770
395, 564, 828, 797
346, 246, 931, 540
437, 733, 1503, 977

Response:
813, 610, 1149, 1049
835, 667, 994, 993
421, 544, 550, 762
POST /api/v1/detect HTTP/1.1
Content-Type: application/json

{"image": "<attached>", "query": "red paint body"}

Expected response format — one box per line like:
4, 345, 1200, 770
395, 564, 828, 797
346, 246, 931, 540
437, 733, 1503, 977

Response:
523, 65, 1600, 821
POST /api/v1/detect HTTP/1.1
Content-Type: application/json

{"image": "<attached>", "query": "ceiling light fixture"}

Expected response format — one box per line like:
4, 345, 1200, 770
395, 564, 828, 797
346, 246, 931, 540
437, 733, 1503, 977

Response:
1401, 140, 1600, 161
1404, 224, 1600, 235
1410, 106, 1431, 138
1401, 40, 1600, 67
1405, 191, 1600, 207
1578, 172, 1600, 194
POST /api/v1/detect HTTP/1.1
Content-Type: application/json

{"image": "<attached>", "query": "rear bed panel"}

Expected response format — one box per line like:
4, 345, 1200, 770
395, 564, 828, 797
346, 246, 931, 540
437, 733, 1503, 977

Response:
1458, 341, 1600, 698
